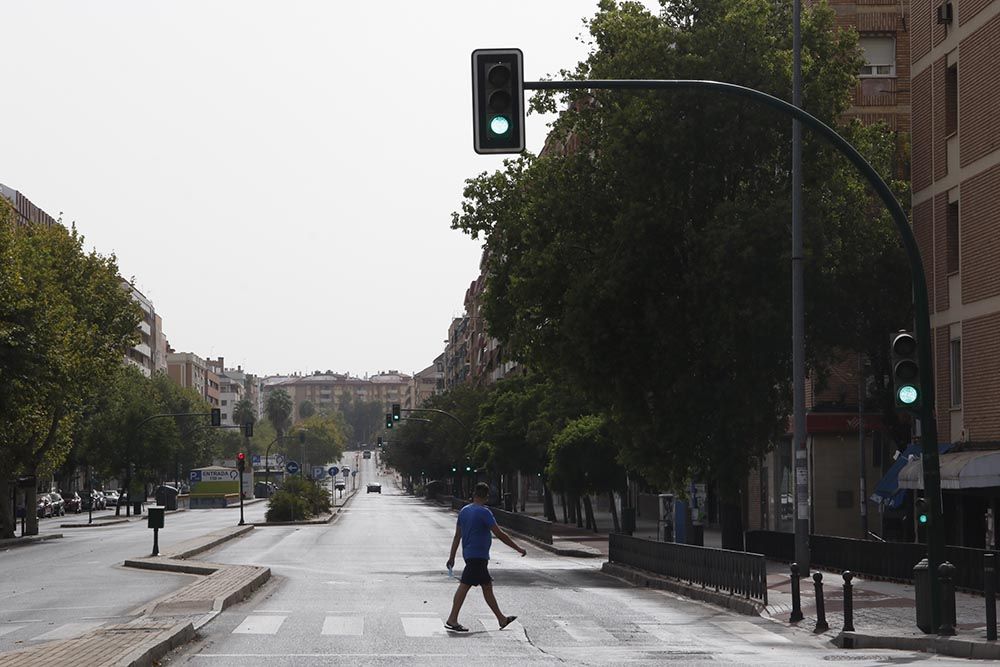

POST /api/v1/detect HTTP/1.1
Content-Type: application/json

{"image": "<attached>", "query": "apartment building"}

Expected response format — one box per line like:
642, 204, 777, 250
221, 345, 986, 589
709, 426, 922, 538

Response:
166, 352, 220, 407
123, 283, 164, 377
263, 371, 412, 424
901, 0, 1000, 548
0, 183, 57, 227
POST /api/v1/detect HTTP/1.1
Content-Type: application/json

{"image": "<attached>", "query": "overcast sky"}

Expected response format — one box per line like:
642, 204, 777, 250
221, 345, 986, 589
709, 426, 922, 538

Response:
2, 1, 657, 378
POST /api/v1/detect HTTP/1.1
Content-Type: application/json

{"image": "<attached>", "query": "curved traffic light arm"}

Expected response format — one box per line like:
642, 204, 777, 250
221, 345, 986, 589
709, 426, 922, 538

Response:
524, 77, 941, 626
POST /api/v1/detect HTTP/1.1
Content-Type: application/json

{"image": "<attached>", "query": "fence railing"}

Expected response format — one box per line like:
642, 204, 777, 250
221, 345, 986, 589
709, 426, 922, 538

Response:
745, 530, 1000, 593
490, 507, 554, 544
610, 533, 768, 604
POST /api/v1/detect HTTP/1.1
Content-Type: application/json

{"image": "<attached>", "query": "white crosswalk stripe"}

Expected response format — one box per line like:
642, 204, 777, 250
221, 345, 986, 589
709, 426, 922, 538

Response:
30, 621, 105, 641
232, 615, 286, 634
713, 620, 792, 644
401, 616, 448, 637
553, 618, 617, 643
321, 615, 364, 636
478, 617, 527, 640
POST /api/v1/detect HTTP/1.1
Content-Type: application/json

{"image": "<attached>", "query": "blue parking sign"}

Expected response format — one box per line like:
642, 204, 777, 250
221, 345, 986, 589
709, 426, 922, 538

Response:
189, 470, 202, 483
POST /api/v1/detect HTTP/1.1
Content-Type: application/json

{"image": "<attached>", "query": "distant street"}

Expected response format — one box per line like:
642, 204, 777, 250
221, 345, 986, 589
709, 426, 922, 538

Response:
160, 458, 964, 666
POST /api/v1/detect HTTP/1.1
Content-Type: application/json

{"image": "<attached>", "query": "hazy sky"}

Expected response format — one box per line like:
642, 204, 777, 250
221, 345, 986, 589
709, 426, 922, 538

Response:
3, 1, 657, 378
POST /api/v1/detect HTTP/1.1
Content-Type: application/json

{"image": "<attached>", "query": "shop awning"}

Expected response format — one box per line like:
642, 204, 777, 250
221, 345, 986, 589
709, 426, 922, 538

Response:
898, 448, 1000, 490
871, 442, 953, 508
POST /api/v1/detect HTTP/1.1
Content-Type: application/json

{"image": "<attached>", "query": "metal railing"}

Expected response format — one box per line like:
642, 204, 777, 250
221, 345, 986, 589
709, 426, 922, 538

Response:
490, 507, 553, 544
610, 533, 768, 604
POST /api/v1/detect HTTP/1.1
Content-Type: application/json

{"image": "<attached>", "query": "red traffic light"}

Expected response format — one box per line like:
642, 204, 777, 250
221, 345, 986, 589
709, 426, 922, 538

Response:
237, 452, 245, 461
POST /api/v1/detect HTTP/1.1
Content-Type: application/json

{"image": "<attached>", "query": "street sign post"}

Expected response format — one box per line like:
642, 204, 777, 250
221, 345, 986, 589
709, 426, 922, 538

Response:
285, 460, 300, 475
328, 466, 339, 477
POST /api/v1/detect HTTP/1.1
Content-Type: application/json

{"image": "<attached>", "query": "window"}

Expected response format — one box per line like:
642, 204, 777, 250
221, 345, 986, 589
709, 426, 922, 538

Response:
221, 413, 228, 420
221, 400, 228, 406
945, 64, 958, 136
859, 36, 895, 77
950, 339, 962, 407
946, 201, 959, 274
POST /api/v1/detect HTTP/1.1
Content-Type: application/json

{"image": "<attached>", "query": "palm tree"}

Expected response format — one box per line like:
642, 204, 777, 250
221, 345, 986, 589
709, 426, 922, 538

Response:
265, 389, 293, 439
232, 398, 256, 429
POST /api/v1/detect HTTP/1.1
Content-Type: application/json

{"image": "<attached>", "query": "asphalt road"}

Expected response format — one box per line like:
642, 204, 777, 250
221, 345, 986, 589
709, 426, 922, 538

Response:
164, 459, 967, 666
0, 496, 268, 653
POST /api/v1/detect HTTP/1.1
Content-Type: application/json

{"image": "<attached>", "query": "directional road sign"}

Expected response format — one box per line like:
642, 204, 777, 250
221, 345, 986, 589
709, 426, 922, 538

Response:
328, 466, 339, 477
342, 469, 350, 478
351, 470, 358, 477
275, 454, 285, 466
285, 460, 300, 475
312, 466, 325, 479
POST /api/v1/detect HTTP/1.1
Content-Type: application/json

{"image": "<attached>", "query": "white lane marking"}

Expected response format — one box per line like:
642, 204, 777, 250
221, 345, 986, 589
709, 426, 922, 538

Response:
251, 610, 292, 614
479, 618, 527, 641
30, 621, 105, 641
554, 618, 616, 643
231, 615, 286, 635
399, 611, 438, 615
713, 620, 792, 644
401, 616, 447, 637
321, 616, 364, 636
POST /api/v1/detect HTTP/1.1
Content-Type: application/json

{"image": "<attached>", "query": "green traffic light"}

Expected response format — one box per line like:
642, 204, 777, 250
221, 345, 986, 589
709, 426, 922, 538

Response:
897, 385, 919, 405
918, 514, 928, 524
489, 115, 510, 135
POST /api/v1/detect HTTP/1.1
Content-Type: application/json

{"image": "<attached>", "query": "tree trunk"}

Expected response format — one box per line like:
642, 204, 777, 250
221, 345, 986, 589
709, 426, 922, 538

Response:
561, 493, 569, 524
609, 491, 621, 533
543, 482, 557, 522
582, 495, 598, 532
719, 480, 745, 551
0, 479, 14, 539
575, 495, 584, 528
24, 484, 39, 536
519, 470, 526, 512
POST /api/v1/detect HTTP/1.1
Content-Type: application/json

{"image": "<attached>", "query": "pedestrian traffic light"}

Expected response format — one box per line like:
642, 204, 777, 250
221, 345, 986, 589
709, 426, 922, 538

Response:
237, 452, 246, 473
385, 413, 393, 429
210, 408, 221, 427
915, 496, 929, 524
392, 403, 401, 421
890, 331, 921, 411
243, 422, 253, 438
472, 48, 525, 154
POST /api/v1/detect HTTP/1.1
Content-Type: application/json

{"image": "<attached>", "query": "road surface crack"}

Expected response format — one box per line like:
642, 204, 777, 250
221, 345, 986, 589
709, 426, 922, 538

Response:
522, 626, 566, 663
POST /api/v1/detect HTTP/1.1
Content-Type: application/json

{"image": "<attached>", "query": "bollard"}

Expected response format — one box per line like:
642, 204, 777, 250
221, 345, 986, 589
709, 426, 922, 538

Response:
842, 571, 855, 632
938, 562, 956, 636
986, 553, 997, 642
813, 572, 829, 632
790, 562, 804, 622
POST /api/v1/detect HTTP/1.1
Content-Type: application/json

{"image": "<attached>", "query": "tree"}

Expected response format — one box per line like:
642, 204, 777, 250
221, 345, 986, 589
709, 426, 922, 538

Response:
0, 210, 140, 537
292, 412, 348, 470
232, 398, 256, 429
335, 394, 384, 446
452, 0, 910, 545
265, 389, 293, 440
298, 400, 316, 419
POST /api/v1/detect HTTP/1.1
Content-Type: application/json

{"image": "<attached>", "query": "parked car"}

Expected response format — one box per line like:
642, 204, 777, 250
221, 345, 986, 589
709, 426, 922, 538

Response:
367, 483, 381, 494
47, 492, 66, 516
36, 494, 53, 518
103, 490, 119, 506
61, 491, 82, 513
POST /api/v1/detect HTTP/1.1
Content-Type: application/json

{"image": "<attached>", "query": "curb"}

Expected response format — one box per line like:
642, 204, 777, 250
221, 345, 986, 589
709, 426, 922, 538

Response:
169, 524, 255, 560
834, 631, 1000, 660
0, 533, 63, 548
60, 519, 130, 528
116, 620, 196, 667
601, 562, 765, 617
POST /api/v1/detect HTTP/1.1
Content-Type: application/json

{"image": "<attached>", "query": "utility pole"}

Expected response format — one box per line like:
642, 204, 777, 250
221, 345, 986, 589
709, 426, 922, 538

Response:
791, 0, 811, 577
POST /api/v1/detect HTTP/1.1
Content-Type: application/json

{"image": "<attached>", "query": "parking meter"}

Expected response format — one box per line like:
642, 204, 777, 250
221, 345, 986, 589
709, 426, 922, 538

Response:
147, 505, 165, 556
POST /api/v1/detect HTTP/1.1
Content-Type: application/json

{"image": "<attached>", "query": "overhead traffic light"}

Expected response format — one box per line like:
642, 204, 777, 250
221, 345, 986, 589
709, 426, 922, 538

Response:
377, 436, 383, 447
392, 403, 401, 421
237, 452, 246, 473
210, 408, 221, 427
890, 331, 921, 411
472, 48, 525, 154
385, 413, 393, 429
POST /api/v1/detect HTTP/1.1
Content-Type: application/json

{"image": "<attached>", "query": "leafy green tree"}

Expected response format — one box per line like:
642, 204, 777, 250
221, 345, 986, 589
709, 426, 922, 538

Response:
265, 388, 293, 440
292, 412, 348, 469
452, 0, 910, 546
298, 400, 316, 419
0, 211, 140, 537
335, 394, 384, 446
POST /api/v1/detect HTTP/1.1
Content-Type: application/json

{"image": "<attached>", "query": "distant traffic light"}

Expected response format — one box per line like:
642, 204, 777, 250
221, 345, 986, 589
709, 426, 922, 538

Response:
465, 466, 472, 472
210, 408, 221, 427
451, 466, 457, 473
385, 413, 393, 429
392, 403, 401, 421
237, 452, 246, 473
472, 48, 525, 154
891, 331, 921, 411
915, 496, 929, 525
243, 422, 253, 438
377, 436, 383, 447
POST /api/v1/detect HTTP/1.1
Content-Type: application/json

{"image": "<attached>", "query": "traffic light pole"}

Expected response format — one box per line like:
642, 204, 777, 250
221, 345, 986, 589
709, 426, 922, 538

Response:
521, 77, 942, 630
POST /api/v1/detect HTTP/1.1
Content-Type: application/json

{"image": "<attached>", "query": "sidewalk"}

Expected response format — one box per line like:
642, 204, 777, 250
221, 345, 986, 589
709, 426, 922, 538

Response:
510, 497, 1000, 659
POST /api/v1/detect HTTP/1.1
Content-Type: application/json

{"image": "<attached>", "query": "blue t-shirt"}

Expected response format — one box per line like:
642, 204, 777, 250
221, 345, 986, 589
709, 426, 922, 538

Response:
457, 503, 496, 560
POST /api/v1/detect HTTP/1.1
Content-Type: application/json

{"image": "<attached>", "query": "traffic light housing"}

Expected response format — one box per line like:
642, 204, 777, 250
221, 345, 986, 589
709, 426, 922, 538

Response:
890, 331, 922, 411
237, 452, 246, 473
243, 422, 253, 438
210, 408, 221, 427
392, 403, 401, 421
472, 48, 525, 154
385, 413, 393, 429
377, 436, 383, 447
915, 496, 929, 525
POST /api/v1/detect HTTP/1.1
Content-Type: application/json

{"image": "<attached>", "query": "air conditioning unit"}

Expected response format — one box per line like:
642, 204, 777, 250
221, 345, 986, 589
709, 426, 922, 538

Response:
937, 1, 954, 24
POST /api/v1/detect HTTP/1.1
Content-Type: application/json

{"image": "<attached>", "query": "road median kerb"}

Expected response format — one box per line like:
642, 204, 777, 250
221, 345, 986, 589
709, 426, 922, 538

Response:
601, 562, 765, 617
834, 630, 1000, 660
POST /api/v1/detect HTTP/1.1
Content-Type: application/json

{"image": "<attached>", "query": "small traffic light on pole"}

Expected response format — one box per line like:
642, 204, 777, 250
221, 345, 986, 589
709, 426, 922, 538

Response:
915, 496, 929, 525
210, 408, 221, 427
385, 413, 393, 429
890, 331, 921, 411
237, 452, 246, 473
377, 436, 383, 447
472, 48, 525, 154
392, 403, 401, 421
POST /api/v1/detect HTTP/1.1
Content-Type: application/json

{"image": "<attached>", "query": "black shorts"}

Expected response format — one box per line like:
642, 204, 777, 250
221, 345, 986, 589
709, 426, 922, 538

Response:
460, 558, 493, 587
